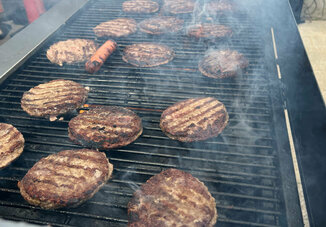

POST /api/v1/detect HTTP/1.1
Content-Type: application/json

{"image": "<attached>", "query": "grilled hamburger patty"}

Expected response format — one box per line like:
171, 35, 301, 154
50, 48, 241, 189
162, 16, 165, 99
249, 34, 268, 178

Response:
139, 16, 184, 35
18, 149, 113, 209
21, 79, 89, 120
187, 23, 232, 39
205, 0, 234, 15
0, 123, 24, 169
163, 0, 196, 14
199, 49, 249, 79
93, 18, 137, 38
160, 97, 229, 142
128, 168, 217, 226
122, 43, 175, 67
68, 106, 143, 149
46, 39, 97, 66
123, 0, 159, 14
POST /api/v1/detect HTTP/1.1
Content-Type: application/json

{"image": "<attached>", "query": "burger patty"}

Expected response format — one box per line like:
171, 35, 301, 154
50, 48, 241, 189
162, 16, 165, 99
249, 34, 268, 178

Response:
163, 0, 196, 14
21, 79, 89, 120
0, 123, 24, 169
205, 0, 234, 15
187, 23, 232, 39
122, 0, 159, 14
122, 43, 175, 67
199, 49, 249, 79
68, 106, 143, 149
160, 97, 229, 142
93, 18, 137, 38
46, 39, 97, 66
128, 168, 217, 227
18, 149, 113, 209
139, 16, 184, 35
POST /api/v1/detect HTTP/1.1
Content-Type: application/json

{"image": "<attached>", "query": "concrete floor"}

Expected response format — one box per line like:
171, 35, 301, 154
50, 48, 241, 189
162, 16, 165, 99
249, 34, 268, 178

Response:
298, 20, 326, 104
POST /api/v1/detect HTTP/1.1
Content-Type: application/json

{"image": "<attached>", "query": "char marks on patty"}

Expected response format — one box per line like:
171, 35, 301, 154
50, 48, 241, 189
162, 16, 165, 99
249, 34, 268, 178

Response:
18, 149, 113, 209
187, 23, 232, 39
139, 16, 184, 35
0, 123, 24, 169
163, 0, 196, 14
68, 106, 143, 149
93, 18, 137, 38
128, 168, 217, 227
123, 0, 159, 14
21, 79, 89, 120
160, 97, 229, 142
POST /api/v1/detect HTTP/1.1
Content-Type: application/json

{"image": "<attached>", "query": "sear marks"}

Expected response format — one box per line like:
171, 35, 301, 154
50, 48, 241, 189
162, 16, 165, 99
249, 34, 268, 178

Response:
160, 97, 229, 142
199, 49, 249, 79
0, 123, 24, 169
68, 106, 143, 149
128, 168, 217, 227
93, 18, 137, 38
18, 149, 113, 209
46, 39, 97, 66
139, 16, 184, 35
163, 0, 196, 14
122, 43, 175, 67
123, 0, 159, 14
21, 79, 89, 120
187, 23, 232, 39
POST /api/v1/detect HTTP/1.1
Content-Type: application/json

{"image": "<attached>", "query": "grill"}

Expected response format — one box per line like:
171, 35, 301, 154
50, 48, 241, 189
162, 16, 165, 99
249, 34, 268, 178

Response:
0, 0, 308, 226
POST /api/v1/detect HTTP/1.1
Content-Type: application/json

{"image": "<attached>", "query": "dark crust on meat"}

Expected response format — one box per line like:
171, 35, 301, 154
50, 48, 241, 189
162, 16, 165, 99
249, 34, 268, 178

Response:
68, 106, 143, 149
122, 43, 175, 67
160, 97, 229, 142
138, 16, 184, 35
199, 50, 249, 79
163, 0, 195, 14
18, 149, 113, 209
0, 123, 24, 169
21, 79, 89, 119
123, 0, 159, 14
187, 23, 232, 39
93, 18, 137, 38
46, 39, 97, 66
128, 168, 217, 227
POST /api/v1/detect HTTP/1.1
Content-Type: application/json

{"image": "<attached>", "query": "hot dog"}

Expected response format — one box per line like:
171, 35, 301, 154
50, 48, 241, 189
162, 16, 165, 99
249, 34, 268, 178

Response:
85, 40, 117, 73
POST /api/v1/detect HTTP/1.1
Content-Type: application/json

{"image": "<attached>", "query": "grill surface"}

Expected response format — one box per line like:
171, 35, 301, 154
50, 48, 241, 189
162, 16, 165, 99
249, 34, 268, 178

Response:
0, 0, 302, 226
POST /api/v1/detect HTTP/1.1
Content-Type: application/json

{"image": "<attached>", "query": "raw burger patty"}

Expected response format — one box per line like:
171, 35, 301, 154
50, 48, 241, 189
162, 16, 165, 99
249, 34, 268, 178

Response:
123, 0, 159, 13
93, 18, 137, 38
122, 43, 175, 67
187, 23, 232, 39
160, 97, 229, 142
68, 106, 143, 149
139, 16, 184, 35
46, 39, 97, 66
21, 79, 89, 120
0, 123, 24, 169
199, 49, 249, 78
18, 149, 113, 209
163, 0, 196, 14
128, 168, 217, 227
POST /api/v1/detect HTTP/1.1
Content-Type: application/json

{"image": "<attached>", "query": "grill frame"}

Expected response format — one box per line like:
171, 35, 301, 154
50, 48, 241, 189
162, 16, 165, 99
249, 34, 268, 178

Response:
1, 0, 324, 226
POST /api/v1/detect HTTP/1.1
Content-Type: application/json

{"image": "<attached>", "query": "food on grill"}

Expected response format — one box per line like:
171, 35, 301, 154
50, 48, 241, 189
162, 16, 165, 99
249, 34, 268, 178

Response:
122, 0, 159, 14
18, 149, 113, 209
187, 23, 232, 39
21, 79, 89, 120
93, 18, 137, 38
205, 0, 234, 15
160, 97, 228, 142
128, 168, 217, 226
199, 49, 249, 79
68, 106, 143, 149
46, 39, 97, 66
138, 16, 184, 35
122, 43, 175, 67
163, 0, 196, 14
0, 123, 24, 169
85, 40, 117, 73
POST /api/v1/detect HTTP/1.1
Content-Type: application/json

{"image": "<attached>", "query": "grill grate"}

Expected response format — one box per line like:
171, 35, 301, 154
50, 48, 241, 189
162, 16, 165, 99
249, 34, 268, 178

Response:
0, 0, 297, 226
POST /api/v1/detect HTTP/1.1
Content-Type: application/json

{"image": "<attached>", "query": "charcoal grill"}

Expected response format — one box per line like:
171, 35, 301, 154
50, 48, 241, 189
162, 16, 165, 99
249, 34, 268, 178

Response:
0, 0, 326, 226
